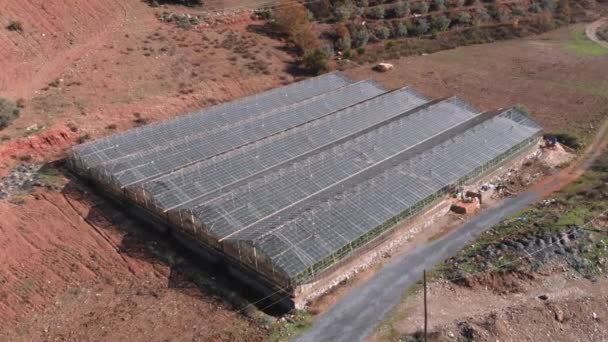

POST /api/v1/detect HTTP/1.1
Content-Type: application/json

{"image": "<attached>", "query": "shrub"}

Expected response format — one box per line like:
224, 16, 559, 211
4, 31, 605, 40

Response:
432, 0, 446, 11
335, 24, 352, 51
415, 18, 430, 35
6, 20, 23, 32
541, 0, 556, 11
0, 98, 20, 130
511, 6, 525, 15
274, 3, 321, 56
368, 6, 386, 19
375, 25, 391, 39
303, 48, 330, 74
175, 16, 192, 29
254, 8, 273, 20
455, 0, 466, 7
357, 47, 366, 54
475, 7, 491, 21
334, 2, 354, 21
394, 22, 409, 37
458, 12, 472, 24
356, 0, 369, 6
529, 2, 543, 13
393, 1, 411, 17
415, 2, 429, 14
432, 15, 451, 31
352, 28, 370, 47
147, 0, 201, 6
309, 0, 333, 19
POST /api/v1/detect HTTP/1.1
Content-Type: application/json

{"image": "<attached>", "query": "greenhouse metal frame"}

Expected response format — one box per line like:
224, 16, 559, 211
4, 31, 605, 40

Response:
68, 72, 542, 300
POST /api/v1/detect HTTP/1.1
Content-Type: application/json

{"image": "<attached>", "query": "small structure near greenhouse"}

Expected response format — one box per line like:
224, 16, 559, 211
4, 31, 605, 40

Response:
67, 72, 542, 309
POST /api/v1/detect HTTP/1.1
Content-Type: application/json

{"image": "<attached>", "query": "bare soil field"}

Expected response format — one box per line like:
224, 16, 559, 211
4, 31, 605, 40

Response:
374, 264, 608, 342
1, 1, 608, 340
0, 0, 295, 165
346, 23, 608, 137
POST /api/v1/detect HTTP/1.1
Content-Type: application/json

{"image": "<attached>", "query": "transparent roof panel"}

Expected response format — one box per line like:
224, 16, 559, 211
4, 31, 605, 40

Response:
143, 87, 430, 211
72, 72, 354, 168
189, 97, 480, 240
103, 81, 386, 187
236, 108, 541, 278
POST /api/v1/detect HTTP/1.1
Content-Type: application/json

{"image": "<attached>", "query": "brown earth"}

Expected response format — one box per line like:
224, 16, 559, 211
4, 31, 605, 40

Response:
0, 0, 295, 166
1, 1, 608, 341
345, 23, 608, 135
375, 262, 608, 342
0, 0, 294, 340
0, 184, 267, 342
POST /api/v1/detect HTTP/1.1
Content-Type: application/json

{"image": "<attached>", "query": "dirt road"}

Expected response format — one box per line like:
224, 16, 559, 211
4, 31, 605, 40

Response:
297, 99, 608, 342
585, 18, 608, 49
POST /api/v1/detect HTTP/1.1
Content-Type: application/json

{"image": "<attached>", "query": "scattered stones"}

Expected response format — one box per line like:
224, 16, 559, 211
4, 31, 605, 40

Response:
0, 164, 39, 199
0, 163, 62, 200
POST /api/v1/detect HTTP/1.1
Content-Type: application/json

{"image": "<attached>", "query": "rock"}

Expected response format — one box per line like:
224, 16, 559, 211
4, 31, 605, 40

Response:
555, 309, 565, 322
447, 331, 455, 338
538, 294, 549, 300
592, 312, 598, 320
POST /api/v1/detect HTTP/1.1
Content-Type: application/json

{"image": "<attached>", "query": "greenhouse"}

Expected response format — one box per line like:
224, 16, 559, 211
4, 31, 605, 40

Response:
68, 72, 542, 302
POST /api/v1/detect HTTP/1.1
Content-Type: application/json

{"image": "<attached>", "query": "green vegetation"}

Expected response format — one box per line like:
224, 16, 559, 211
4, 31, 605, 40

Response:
273, 3, 330, 74
435, 150, 608, 280
564, 29, 608, 57
267, 310, 314, 342
0, 97, 20, 130
6, 20, 23, 32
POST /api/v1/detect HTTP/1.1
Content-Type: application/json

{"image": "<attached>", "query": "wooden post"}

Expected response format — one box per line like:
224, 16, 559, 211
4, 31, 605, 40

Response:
424, 269, 427, 342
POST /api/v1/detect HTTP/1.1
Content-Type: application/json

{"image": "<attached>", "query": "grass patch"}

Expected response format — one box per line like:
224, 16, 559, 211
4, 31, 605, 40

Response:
267, 309, 314, 342
563, 29, 608, 57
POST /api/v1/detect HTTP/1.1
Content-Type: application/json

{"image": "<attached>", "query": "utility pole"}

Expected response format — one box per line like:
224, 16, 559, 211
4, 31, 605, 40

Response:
424, 269, 428, 342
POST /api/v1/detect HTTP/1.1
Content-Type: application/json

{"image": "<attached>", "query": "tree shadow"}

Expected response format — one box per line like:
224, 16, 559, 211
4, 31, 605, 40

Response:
58, 164, 290, 316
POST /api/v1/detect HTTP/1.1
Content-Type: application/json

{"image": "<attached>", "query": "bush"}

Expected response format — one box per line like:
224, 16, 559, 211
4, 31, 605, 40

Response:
352, 28, 370, 47
393, 1, 410, 17
334, 2, 354, 21
146, 0, 202, 6
541, 0, 556, 10
511, 6, 525, 15
475, 7, 491, 21
415, 2, 429, 14
375, 25, 391, 39
394, 22, 409, 37
6, 20, 23, 32
303, 48, 330, 74
368, 6, 386, 19
274, 3, 321, 56
432, 0, 446, 11
356, 0, 369, 6
415, 18, 430, 35
357, 47, 366, 54
432, 15, 451, 31
0, 98, 20, 130
529, 2, 543, 13
309, 0, 333, 19
334, 24, 352, 51
458, 12, 472, 24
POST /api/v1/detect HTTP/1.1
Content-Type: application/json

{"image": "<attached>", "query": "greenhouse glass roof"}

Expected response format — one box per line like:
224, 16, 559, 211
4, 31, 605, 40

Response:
68, 73, 542, 284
